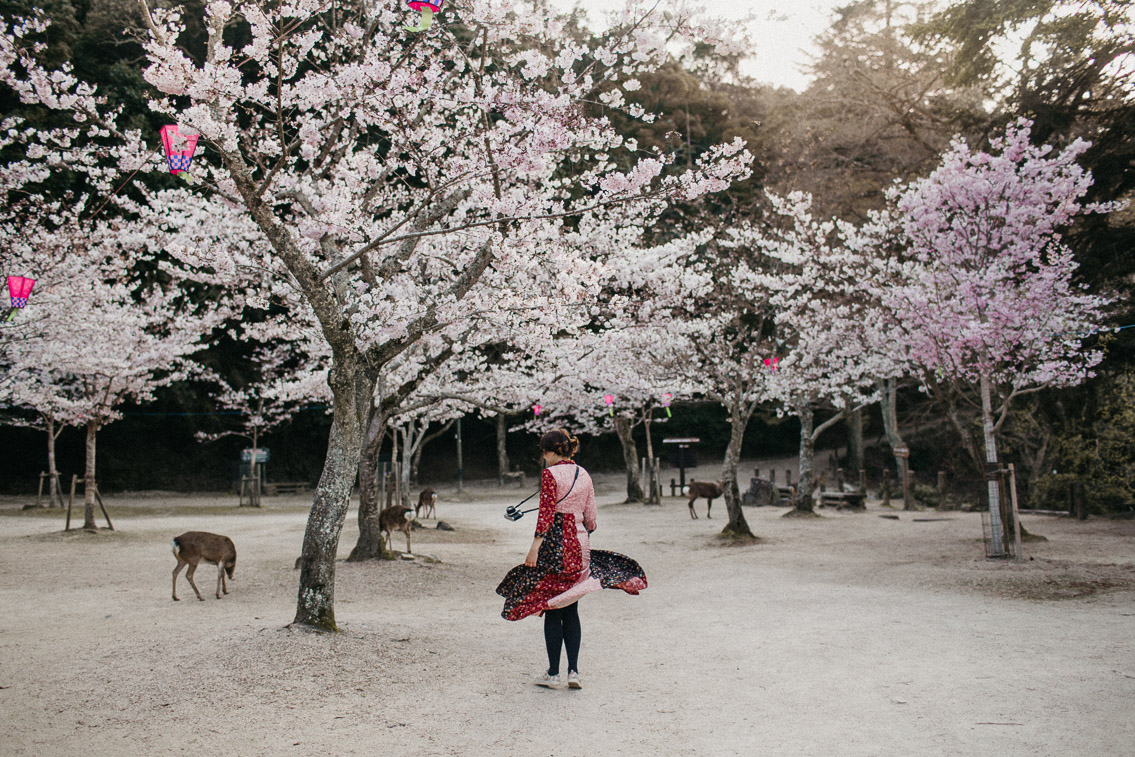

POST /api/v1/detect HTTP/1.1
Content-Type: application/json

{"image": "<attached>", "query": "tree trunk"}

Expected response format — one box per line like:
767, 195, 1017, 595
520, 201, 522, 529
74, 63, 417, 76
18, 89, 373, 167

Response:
790, 400, 816, 515
980, 372, 1008, 556
399, 425, 413, 507
82, 419, 99, 531
643, 412, 660, 504
496, 413, 510, 484
878, 378, 911, 483
294, 366, 372, 631
613, 416, 644, 503
348, 406, 391, 562
45, 414, 61, 508
846, 402, 864, 476
246, 424, 262, 507
720, 405, 755, 537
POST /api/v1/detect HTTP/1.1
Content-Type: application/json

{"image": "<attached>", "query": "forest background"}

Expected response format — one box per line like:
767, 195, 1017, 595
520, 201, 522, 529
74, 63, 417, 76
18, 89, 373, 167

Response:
0, 0, 1132, 517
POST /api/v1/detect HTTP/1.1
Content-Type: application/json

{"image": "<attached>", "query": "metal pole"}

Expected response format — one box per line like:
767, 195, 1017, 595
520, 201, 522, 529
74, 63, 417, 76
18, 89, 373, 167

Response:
455, 417, 464, 492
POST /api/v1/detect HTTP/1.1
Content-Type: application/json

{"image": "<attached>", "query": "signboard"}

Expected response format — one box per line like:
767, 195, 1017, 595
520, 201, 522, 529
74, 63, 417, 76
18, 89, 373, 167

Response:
892, 446, 909, 458
241, 448, 270, 463
663, 438, 701, 444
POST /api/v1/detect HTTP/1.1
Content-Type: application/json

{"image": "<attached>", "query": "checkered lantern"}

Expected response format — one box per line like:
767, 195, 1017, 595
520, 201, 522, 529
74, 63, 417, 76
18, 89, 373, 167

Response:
7, 276, 35, 308
160, 125, 200, 176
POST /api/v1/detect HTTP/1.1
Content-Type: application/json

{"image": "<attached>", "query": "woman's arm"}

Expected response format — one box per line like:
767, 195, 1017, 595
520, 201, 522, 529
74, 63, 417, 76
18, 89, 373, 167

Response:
527, 468, 557, 566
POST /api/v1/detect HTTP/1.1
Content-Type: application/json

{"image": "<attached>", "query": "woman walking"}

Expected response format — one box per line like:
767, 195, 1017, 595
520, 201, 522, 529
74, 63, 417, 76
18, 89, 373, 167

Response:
497, 428, 648, 689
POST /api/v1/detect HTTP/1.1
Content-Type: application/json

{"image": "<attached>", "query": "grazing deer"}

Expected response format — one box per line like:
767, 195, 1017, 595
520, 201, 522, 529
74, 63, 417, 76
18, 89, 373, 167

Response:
380, 504, 415, 556
686, 481, 724, 520
171, 531, 236, 601
416, 488, 437, 519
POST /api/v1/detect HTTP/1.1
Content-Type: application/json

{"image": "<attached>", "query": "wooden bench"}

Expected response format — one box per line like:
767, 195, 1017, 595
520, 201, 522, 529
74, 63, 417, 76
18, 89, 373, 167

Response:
819, 490, 866, 510
501, 470, 526, 488
264, 482, 309, 496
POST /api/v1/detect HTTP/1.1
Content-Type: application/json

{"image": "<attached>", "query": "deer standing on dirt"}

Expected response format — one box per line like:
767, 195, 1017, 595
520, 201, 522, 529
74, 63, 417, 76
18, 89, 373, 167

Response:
172, 531, 237, 601
686, 481, 724, 520
416, 488, 437, 519
380, 504, 415, 556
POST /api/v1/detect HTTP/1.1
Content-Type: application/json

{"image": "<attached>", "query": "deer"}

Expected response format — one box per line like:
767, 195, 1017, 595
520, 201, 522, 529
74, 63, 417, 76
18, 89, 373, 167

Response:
686, 481, 724, 520
380, 504, 415, 556
415, 488, 437, 519
172, 531, 236, 601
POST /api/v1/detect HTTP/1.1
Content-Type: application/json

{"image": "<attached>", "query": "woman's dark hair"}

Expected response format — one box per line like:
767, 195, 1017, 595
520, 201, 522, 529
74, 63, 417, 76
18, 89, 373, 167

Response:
540, 428, 579, 459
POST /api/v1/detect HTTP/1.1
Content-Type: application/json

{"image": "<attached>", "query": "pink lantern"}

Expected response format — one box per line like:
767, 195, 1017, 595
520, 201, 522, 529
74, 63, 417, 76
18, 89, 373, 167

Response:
662, 392, 673, 418
533, 404, 542, 416
160, 125, 199, 178
8, 276, 35, 308
405, 0, 444, 31
604, 394, 614, 416
5, 276, 35, 322
764, 357, 779, 372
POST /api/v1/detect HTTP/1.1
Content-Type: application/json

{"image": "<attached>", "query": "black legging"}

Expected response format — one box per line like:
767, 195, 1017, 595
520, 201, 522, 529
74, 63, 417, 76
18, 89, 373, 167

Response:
543, 602, 581, 676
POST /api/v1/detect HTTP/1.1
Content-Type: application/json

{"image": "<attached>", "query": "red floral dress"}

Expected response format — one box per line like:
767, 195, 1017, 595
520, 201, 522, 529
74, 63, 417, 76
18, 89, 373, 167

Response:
497, 461, 648, 621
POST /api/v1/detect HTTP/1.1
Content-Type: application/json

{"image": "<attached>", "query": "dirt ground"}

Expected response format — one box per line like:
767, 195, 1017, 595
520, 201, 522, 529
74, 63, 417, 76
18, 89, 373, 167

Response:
1, 463, 1133, 757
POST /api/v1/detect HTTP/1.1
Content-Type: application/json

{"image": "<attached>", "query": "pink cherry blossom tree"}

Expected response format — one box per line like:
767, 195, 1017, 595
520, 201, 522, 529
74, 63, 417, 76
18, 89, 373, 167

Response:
877, 119, 1113, 554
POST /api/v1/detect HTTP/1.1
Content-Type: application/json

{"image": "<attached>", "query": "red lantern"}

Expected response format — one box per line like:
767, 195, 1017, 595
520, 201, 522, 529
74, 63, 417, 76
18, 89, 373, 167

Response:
5, 275, 35, 321
533, 404, 542, 416
160, 125, 199, 179
8, 276, 35, 307
405, 0, 444, 31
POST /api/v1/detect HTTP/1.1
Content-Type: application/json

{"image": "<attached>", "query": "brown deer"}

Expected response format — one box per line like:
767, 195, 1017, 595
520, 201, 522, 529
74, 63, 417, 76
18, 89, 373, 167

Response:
380, 504, 415, 556
172, 531, 236, 601
686, 481, 724, 520
416, 488, 437, 519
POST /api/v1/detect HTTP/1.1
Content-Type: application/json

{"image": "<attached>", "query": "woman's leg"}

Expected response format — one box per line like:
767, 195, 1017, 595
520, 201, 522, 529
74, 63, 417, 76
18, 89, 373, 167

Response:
543, 608, 564, 675
561, 602, 581, 673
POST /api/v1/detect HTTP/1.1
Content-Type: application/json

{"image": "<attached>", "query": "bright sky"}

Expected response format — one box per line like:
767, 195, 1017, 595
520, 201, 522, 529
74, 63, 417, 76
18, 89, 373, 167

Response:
551, 0, 851, 91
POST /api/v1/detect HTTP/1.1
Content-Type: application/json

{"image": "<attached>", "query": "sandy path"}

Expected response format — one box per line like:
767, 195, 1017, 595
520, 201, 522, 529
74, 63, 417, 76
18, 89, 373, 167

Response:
1, 471, 1133, 756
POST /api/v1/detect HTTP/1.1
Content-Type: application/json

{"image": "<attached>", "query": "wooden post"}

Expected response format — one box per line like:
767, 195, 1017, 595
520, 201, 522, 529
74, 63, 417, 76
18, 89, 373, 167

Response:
93, 485, 114, 531
66, 474, 77, 531
1008, 463, 1023, 562
901, 457, 912, 510
1073, 480, 1087, 520
36, 473, 45, 508
859, 468, 866, 494
937, 471, 946, 493
882, 469, 891, 508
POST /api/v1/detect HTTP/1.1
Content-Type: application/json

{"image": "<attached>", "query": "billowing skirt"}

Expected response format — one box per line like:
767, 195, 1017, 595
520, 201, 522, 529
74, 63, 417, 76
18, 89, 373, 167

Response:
496, 513, 647, 621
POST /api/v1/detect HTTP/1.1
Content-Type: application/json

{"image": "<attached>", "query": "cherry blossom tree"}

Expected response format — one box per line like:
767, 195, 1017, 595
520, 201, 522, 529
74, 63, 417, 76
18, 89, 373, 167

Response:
876, 119, 1113, 553
4, 0, 751, 627
745, 192, 900, 514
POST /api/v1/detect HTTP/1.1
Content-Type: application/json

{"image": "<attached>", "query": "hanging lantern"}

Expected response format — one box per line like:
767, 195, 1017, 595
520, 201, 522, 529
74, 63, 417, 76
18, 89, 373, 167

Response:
405, 0, 444, 31
533, 404, 542, 417
5, 276, 35, 321
662, 392, 673, 418
764, 357, 779, 372
160, 125, 200, 182
604, 394, 615, 416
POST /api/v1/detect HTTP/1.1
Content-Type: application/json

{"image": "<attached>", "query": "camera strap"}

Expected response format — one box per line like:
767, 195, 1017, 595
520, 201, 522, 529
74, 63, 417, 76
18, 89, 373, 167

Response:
511, 464, 581, 514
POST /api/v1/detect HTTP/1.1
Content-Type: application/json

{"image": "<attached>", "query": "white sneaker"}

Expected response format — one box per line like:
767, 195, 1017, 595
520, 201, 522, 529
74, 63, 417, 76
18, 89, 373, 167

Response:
534, 672, 561, 688
567, 671, 582, 689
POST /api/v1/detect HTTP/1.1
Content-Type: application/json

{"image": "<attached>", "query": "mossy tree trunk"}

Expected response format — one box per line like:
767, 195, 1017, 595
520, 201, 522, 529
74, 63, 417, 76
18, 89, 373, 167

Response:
82, 419, 100, 531
613, 415, 644, 503
294, 364, 374, 629
720, 397, 754, 537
